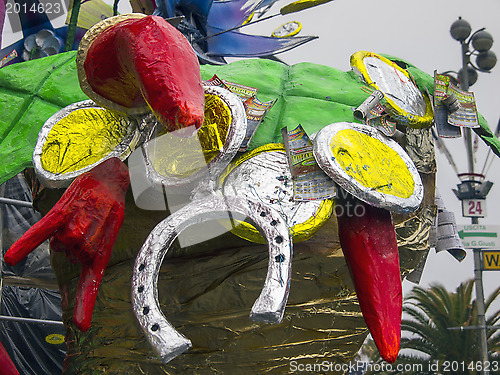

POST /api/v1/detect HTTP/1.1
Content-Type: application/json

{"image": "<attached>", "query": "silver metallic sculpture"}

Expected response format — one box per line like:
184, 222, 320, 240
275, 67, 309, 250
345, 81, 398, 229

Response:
128, 85, 294, 363
131, 192, 293, 363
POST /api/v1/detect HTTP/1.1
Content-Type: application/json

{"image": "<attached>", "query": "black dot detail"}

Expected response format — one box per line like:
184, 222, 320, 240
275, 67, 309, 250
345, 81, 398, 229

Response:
260, 211, 267, 217
275, 254, 285, 262
275, 236, 283, 244
151, 324, 159, 332
143, 306, 150, 315
138, 286, 144, 293
270, 220, 277, 226
138, 264, 145, 271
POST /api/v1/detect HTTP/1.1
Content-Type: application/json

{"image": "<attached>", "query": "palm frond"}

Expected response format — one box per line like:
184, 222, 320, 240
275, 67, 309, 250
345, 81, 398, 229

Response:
360, 279, 500, 369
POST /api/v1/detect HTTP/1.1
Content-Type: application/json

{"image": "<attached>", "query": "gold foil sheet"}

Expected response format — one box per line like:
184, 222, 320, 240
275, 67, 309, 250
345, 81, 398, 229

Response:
401, 127, 437, 175
43, 171, 436, 374
396, 204, 437, 278
52, 206, 367, 374
394, 172, 437, 278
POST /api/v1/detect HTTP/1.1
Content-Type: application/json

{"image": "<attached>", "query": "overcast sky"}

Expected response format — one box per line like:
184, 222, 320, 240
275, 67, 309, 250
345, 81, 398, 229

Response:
2, 0, 499, 308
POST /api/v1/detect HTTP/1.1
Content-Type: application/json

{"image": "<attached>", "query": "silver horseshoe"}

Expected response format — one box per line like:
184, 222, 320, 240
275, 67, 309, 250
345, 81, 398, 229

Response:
131, 193, 293, 363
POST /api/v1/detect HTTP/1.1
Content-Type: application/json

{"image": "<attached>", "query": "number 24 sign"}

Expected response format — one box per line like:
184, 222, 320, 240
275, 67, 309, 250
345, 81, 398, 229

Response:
462, 199, 486, 218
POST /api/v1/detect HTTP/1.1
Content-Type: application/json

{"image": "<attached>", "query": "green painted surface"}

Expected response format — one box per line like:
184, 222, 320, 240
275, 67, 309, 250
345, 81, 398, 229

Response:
0, 52, 87, 185
200, 59, 368, 150
0, 51, 498, 186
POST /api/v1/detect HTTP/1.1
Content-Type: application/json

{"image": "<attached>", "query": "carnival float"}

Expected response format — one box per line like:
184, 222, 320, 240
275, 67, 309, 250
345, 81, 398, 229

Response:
0, 0, 499, 374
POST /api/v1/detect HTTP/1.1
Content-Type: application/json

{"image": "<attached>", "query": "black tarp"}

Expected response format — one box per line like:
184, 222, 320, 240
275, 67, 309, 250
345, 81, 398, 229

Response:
0, 173, 65, 375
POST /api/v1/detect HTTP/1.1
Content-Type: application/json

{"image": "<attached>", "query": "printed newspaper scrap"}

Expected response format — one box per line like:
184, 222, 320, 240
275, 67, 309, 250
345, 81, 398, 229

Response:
240, 96, 276, 151
447, 85, 479, 128
0, 50, 18, 68
204, 75, 275, 151
282, 125, 337, 201
433, 72, 461, 138
433, 71, 479, 132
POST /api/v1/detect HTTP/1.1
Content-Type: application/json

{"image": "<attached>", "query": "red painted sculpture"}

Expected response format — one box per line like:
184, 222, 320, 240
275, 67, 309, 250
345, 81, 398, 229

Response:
83, 15, 205, 134
0, 340, 20, 375
4, 158, 129, 332
336, 195, 402, 363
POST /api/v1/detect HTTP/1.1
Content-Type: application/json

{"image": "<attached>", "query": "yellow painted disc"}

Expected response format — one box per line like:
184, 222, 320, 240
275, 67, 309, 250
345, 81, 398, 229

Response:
45, 333, 65, 345
313, 122, 423, 213
350, 51, 434, 129
143, 85, 247, 188
272, 21, 302, 38
219, 143, 333, 244
151, 91, 232, 179
33, 100, 140, 188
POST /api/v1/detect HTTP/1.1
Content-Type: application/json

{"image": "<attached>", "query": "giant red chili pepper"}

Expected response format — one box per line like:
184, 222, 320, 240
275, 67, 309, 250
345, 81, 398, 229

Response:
0, 340, 19, 375
83, 15, 205, 134
336, 193, 402, 363
4, 158, 129, 332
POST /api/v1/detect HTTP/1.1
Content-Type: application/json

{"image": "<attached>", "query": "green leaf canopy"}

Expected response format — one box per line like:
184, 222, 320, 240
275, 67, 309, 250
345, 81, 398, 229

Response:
0, 51, 498, 186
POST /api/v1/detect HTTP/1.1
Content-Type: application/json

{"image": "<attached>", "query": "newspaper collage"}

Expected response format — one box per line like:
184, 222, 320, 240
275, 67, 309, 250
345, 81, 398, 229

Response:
281, 125, 337, 201
433, 71, 480, 138
203, 75, 276, 151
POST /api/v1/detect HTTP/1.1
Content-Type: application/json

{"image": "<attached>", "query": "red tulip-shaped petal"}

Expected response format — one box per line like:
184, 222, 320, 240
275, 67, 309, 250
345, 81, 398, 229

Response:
5, 158, 129, 332
82, 15, 204, 133
336, 195, 402, 363
0, 340, 19, 375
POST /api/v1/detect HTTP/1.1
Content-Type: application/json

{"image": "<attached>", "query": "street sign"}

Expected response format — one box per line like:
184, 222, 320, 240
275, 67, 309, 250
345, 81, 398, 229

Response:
462, 198, 486, 218
482, 251, 500, 270
457, 224, 500, 249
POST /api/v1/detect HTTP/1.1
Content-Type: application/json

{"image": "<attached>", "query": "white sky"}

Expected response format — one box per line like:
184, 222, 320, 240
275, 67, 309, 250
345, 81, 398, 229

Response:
2, 0, 499, 311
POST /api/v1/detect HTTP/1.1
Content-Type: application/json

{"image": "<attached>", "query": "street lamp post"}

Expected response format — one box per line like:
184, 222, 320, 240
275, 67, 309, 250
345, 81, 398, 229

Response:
450, 17, 496, 375
450, 17, 497, 175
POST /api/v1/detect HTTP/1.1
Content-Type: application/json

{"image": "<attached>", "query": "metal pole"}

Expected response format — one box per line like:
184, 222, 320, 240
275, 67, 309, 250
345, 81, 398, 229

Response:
460, 40, 475, 175
0, 197, 33, 208
0, 315, 64, 326
459, 39, 489, 374
473, 247, 490, 374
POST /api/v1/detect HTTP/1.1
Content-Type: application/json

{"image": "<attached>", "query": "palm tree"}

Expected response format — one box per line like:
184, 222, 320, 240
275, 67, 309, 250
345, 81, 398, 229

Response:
362, 279, 500, 375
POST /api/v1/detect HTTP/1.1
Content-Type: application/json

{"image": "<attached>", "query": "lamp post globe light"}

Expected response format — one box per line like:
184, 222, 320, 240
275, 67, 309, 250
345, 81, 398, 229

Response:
449, 18, 496, 375
450, 17, 497, 91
